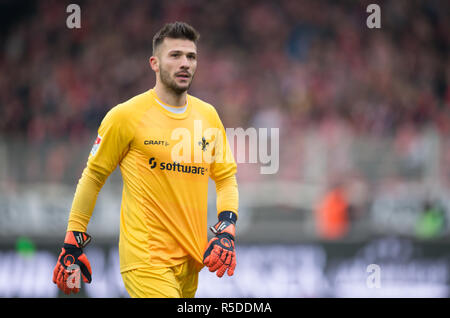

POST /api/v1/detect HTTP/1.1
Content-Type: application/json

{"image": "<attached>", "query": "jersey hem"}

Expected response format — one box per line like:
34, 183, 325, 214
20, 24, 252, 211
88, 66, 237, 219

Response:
120, 258, 202, 274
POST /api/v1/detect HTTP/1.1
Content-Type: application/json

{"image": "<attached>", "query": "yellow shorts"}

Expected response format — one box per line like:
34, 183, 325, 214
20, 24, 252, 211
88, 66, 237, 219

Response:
121, 258, 200, 298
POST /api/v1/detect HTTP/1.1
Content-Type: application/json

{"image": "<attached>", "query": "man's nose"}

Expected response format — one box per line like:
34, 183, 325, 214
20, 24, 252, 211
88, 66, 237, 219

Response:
180, 55, 190, 69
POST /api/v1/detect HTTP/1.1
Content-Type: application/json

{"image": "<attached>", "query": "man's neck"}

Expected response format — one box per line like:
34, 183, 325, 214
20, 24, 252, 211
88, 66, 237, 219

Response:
154, 83, 187, 107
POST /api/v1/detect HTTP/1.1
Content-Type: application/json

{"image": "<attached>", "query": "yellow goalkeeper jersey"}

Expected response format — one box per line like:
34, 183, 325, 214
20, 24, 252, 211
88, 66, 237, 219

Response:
67, 89, 238, 273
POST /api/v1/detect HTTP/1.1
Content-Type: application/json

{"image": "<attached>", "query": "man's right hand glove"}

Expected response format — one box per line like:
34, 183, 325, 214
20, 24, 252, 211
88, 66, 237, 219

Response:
203, 220, 236, 278
52, 231, 92, 295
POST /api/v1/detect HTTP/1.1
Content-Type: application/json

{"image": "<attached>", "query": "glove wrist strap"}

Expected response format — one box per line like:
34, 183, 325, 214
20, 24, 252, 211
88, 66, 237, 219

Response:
210, 220, 236, 240
64, 231, 92, 249
218, 211, 237, 224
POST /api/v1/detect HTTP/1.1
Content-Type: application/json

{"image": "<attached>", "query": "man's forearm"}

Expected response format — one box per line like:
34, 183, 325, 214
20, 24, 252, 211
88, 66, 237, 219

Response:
66, 166, 107, 232
215, 174, 239, 219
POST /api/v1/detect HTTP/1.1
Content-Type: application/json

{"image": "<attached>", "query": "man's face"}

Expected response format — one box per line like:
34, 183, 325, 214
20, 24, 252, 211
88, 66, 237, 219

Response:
152, 38, 197, 95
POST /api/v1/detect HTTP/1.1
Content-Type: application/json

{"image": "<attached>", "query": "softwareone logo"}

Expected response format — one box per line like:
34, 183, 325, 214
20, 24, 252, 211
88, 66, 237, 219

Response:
148, 157, 207, 175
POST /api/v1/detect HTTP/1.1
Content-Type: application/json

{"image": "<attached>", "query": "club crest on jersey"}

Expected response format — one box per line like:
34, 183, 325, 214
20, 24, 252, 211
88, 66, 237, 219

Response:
198, 137, 210, 152
90, 135, 102, 156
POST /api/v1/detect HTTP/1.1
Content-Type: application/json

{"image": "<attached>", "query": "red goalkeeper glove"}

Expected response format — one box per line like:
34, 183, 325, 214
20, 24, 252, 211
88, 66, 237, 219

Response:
203, 215, 236, 278
52, 231, 92, 295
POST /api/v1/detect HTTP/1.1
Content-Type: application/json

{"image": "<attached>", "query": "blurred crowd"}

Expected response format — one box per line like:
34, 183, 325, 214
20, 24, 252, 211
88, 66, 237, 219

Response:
0, 0, 449, 188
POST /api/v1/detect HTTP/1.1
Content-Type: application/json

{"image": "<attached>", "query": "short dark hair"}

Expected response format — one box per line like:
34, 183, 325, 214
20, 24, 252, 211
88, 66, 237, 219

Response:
152, 21, 200, 55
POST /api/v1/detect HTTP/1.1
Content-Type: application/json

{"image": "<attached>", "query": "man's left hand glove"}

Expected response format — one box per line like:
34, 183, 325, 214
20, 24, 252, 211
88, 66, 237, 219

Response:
203, 220, 236, 277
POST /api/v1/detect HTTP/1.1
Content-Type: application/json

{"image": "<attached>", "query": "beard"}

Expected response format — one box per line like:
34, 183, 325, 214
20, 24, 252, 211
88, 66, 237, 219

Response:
159, 66, 194, 95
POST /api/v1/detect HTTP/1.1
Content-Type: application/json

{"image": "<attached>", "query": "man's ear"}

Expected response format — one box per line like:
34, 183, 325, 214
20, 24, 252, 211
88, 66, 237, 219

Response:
149, 56, 159, 72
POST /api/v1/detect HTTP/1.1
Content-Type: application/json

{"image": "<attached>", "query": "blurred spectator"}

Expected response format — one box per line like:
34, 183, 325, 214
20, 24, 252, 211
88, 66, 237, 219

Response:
315, 183, 350, 240
415, 199, 447, 239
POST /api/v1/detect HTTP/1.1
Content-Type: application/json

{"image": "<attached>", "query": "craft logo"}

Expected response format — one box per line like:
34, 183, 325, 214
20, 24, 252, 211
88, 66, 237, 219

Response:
90, 135, 102, 156
144, 140, 170, 146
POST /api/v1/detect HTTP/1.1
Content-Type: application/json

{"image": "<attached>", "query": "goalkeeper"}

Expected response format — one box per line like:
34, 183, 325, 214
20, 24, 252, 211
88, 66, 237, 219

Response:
52, 21, 239, 298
